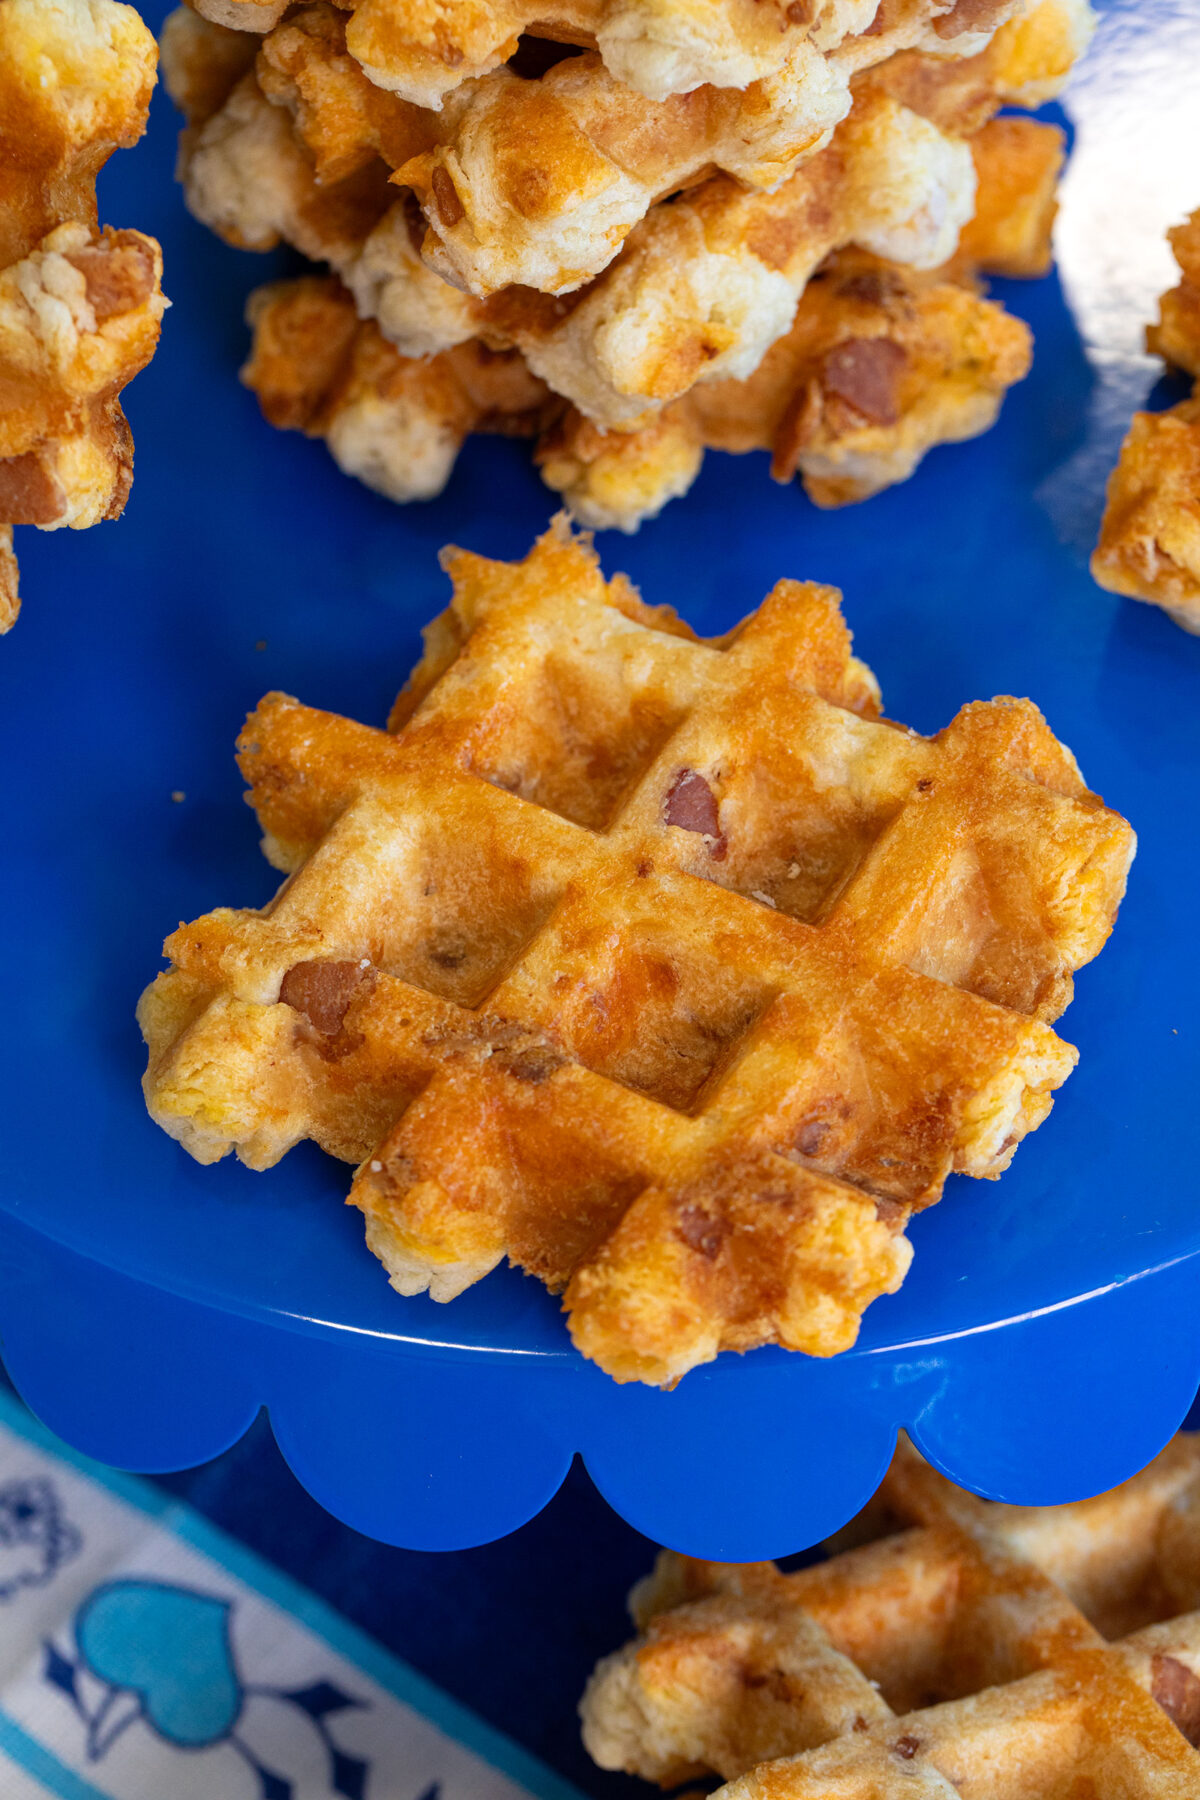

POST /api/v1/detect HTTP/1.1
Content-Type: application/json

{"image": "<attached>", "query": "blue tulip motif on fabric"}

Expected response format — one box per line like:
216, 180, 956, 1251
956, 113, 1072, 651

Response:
44, 1578, 371, 1798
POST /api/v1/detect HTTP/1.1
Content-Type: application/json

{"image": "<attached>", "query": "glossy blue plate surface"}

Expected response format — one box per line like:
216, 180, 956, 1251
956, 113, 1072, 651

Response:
1, 0, 1198, 1556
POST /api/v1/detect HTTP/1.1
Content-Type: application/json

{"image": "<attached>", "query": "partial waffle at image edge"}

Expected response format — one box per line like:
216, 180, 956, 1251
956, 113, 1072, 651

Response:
0, 0, 169, 630
581, 1430, 1200, 1796
138, 520, 1134, 1389
1092, 209, 1200, 633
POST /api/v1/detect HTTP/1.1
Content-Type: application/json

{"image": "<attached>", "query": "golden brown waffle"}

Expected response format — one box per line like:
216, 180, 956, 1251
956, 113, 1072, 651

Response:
0, 0, 157, 267
582, 1432, 1200, 1793
186, 0, 1033, 112
1092, 210, 1200, 632
245, 1, 1047, 299
950, 111, 1063, 278
1091, 395, 1200, 633
0, 0, 166, 631
240, 115, 1056, 527
140, 524, 1134, 1386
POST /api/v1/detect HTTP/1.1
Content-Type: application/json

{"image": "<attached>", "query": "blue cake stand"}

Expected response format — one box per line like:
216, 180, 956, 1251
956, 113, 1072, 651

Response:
1, 0, 1198, 1557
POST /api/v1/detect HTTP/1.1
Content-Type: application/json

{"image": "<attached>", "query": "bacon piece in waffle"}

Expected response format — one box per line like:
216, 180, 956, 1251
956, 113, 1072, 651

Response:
542, 246, 1033, 526
139, 524, 1134, 1386
1092, 212, 1200, 633
187, 0, 1024, 112
0, 225, 164, 462
242, 275, 556, 499
582, 1432, 1200, 1791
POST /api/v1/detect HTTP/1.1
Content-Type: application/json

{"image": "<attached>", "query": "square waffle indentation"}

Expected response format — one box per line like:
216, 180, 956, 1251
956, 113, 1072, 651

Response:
490, 874, 779, 1114
389, 812, 564, 1009
469, 644, 695, 832
660, 707, 919, 925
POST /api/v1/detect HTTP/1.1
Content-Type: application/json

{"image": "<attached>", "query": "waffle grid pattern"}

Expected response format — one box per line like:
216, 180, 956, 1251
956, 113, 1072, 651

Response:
582, 1434, 1200, 1797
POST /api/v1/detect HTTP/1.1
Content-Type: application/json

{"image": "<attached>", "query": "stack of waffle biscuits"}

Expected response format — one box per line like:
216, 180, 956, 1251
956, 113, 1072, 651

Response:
139, 521, 1134, 1386
583, 1431, 1200, 1794
160, 0, 1089, 526
0, 0, 169, 630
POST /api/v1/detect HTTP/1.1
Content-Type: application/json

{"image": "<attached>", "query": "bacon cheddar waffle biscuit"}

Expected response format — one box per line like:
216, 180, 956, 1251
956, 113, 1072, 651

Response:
246, 1, 1042, 299
0, 0, 157, 266
1147, 211, 1200, 380
1091, 396, 1200, 633
0, 0, 166, 630
1092, 210, 1200, 632
268, 17, 853, 299
243, 247, 1032, 526
583, 1433, 1200, 1793
166, 0, 1082, 448
140, 524, 1133, 1386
